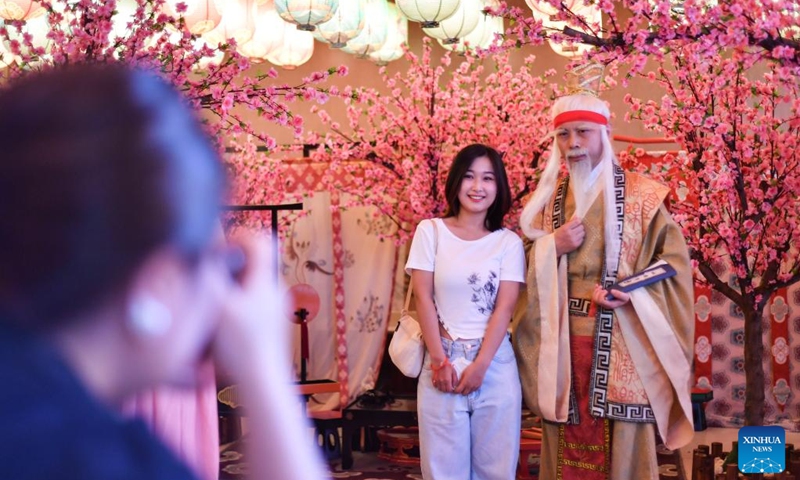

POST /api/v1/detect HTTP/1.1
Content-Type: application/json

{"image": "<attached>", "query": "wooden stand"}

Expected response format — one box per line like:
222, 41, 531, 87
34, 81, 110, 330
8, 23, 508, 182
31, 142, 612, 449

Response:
376, 427, 420, 465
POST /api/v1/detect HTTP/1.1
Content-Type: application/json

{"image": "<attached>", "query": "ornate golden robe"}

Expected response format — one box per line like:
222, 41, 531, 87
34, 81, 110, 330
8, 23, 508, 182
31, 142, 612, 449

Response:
513, 170, 695, 480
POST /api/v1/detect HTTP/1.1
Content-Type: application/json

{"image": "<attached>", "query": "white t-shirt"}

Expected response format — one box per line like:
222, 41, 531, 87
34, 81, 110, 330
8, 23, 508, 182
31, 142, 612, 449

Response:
405, 218, 526, 340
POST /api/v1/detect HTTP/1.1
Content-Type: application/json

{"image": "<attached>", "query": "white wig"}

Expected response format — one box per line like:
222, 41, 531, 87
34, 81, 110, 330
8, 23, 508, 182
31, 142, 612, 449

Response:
519, 93, 621, 275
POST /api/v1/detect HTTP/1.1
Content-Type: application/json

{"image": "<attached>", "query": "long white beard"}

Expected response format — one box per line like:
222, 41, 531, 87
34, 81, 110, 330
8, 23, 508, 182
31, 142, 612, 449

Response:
568, 152, 621, 278
566, 153, 599, 219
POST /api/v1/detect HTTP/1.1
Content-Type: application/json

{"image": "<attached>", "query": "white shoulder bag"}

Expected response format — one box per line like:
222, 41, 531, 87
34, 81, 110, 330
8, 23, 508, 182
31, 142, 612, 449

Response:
388, 220, 439, 378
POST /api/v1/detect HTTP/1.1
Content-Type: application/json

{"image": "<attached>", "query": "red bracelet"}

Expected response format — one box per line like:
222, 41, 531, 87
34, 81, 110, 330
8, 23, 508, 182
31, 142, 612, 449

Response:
431, 357, 451, 372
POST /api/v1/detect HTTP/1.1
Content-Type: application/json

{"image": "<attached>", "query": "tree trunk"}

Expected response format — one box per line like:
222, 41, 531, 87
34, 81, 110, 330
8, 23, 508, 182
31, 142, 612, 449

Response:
743, 304, 766, 426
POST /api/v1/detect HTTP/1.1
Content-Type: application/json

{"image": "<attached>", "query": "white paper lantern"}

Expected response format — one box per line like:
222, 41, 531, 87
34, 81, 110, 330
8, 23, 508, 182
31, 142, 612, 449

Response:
422, 0, 481, 44
342, 0, 388, 57
438, 10, 502, 53
0, 0, 44, 21
274, 0, 338, 31
395, 0, 460, 27
204, 0, 255, 46
315, 0, 364, 47
367, 2, 407, 65
164, 0, 225, 34
265, 19, 314, 68
237, 3, 284, 59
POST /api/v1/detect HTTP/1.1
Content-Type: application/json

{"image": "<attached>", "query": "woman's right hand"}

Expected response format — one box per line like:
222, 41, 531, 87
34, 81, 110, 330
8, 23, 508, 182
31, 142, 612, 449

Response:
211, 234, 329, 480
212, 234, 289, 383
431, 358, 458, 393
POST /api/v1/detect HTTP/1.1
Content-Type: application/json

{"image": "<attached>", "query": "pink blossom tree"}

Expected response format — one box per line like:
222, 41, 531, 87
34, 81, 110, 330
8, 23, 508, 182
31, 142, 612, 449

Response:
307, 39, 555, 243
622, 44, 800, 427
500, 0, 800, 426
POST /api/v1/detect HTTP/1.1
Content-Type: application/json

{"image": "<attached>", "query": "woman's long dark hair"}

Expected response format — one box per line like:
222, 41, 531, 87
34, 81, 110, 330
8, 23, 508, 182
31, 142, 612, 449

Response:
0, 63, 225, 330
443, 144, 511, 231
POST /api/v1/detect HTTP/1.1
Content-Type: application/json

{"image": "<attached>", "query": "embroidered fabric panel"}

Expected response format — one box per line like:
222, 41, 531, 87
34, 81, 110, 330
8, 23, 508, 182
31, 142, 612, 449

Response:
588, 165, 626, 420
607, 323, 650, 405
553, 179, 569, 229
569, 388, 579, 424
590, 311, 613, 419
556, 420, 611, 480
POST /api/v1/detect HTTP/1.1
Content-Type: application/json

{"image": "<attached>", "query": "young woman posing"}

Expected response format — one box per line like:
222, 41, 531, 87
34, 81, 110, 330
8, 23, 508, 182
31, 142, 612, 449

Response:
405, 143, 526, 479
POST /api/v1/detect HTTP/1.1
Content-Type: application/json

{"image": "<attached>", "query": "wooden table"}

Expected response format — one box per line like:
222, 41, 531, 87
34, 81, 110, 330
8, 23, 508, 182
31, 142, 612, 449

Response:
297, 379, 340, 397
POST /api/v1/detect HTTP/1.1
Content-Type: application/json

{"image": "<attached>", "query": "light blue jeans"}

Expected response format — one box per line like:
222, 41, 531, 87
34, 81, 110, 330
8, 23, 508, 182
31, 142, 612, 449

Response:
417, 334, 522, 480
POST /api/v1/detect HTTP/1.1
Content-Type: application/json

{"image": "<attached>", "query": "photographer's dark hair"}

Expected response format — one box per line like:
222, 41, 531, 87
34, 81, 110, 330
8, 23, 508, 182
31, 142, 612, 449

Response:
443, 143, 511, 231
0, 63, 225, 330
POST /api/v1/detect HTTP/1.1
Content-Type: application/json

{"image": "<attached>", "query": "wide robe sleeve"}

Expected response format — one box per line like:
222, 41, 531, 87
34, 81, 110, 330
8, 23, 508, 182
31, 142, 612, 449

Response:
513, 214, 561, 420
614, 202, 695, 449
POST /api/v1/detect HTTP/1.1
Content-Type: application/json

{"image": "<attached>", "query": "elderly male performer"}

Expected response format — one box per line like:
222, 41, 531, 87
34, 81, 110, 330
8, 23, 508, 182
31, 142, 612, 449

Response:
513, 93, 695, 480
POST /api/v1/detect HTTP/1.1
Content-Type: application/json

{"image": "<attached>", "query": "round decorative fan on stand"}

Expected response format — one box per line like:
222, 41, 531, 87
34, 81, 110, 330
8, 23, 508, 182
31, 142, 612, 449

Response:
285, 283, 320, 382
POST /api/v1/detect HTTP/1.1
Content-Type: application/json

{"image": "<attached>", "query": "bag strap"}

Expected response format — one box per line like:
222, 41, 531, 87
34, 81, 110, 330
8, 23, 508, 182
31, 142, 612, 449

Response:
429, 220, 449, 335
431, 218, 439, 255
402, 219, 439, 315
402, 283, 413, 315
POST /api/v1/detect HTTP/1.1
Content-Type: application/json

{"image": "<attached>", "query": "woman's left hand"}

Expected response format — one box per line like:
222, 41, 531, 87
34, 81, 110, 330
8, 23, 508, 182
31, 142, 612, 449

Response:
453, 362, 488, 395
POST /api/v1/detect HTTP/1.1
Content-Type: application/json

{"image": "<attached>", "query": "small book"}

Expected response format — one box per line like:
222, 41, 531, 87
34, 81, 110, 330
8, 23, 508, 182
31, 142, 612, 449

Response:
605, 259, 676, 300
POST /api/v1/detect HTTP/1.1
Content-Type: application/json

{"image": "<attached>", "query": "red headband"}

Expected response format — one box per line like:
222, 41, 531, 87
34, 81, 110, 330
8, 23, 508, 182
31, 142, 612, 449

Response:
553, 110, 608, 128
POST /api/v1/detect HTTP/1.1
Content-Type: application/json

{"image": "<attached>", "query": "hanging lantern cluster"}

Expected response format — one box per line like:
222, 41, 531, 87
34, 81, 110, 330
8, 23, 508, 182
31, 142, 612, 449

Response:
394, 0, 492, 47
0, 0, 418, 71
201, 0, 404, 68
